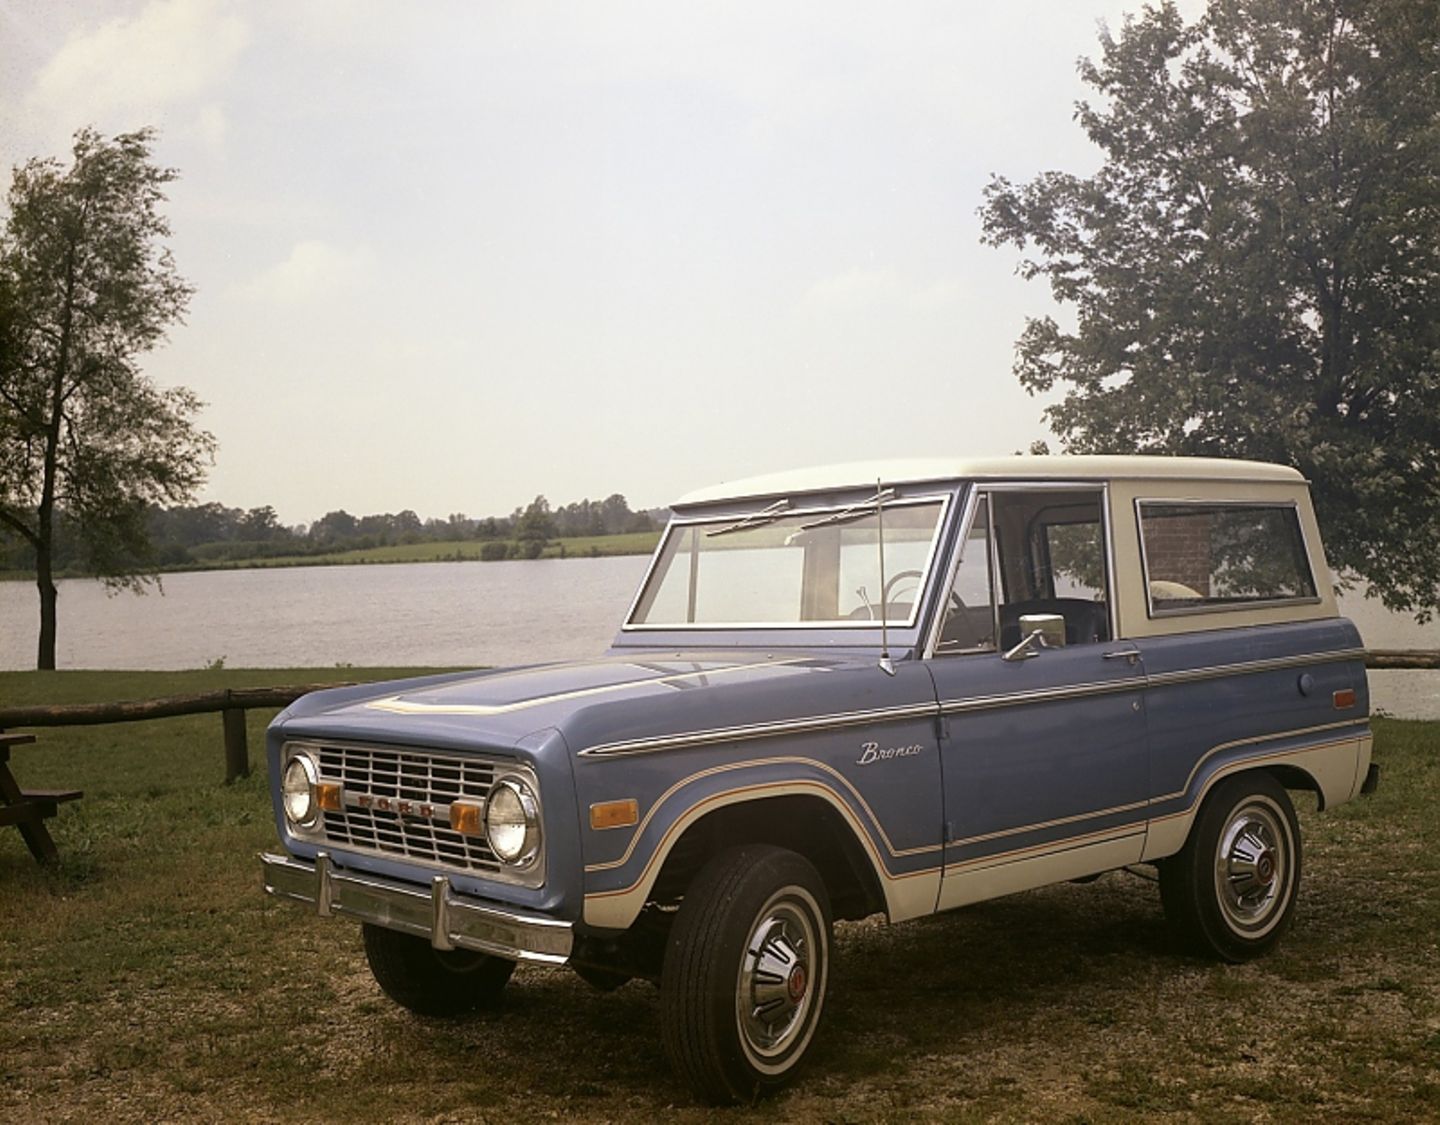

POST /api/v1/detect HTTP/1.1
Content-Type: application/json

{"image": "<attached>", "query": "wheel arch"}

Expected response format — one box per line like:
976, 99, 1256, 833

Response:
649, 794, 887, 922
1262, 763, 1327, 810
1143, 732, 1366, 863
582, 782, 905, 930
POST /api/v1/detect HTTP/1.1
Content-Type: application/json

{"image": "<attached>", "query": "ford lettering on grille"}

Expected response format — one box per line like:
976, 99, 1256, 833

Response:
315, 741, 502, 874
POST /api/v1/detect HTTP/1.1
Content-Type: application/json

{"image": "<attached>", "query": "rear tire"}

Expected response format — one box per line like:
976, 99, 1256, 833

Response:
660, 845, 832, 1104
362, 923, 515, 1016
1159, 773, 1301, 962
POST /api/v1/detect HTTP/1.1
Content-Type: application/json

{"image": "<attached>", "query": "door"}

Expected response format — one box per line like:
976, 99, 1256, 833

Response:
927, 487, 1149, 912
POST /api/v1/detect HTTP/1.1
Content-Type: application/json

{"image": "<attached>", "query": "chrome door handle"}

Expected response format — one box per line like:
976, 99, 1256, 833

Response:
1103, 650, 1140, 664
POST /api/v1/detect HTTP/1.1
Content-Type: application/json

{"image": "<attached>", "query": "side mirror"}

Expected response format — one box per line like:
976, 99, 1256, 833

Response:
1002, 613, 1066, 661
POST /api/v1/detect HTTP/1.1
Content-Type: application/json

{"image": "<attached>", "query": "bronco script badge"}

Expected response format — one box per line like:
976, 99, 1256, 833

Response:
856, 740, 924, 766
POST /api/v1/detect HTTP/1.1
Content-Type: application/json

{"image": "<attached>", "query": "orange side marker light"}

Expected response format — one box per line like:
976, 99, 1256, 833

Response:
590, 799, 639, 831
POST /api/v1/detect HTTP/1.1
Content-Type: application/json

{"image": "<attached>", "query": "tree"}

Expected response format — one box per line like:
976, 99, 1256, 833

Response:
516, 495, 555, 557
310, 509, 358, 546
0, 127, 214, 668
980, 0, 1440, 619
239, 505, 284, 542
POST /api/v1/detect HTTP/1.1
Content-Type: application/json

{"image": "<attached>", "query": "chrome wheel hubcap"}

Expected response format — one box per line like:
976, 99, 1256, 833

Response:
737, 899, 819, 1061
1215, 801, 1288, 932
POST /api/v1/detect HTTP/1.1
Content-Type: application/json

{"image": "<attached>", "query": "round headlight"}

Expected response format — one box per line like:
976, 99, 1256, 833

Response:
282, 753, 319, 829
485, 777, 540, 865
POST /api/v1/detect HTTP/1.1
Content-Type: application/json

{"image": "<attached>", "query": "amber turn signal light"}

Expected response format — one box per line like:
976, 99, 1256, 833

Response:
450, 800, 485, 835
315, 781, 344, 812
589, 799, 639, 831
1333, 688, 1357, 710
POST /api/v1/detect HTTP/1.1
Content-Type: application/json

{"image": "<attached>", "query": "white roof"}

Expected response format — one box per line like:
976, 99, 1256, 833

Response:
675, 455, 1304, 506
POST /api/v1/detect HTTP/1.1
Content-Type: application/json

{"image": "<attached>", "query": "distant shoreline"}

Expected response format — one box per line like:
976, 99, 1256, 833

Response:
0, 530, 662, 583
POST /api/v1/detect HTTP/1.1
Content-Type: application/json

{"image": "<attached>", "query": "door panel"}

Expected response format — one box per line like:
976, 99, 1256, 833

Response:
933, 639, 1146, 910
926, 483, 1147, 913
930, 644, 1147, 910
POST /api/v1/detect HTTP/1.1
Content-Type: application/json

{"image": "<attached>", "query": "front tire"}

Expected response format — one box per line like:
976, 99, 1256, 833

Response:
1160, 773, 1302, 962
362, 923, 515, 1016
660, 845, 832, 1104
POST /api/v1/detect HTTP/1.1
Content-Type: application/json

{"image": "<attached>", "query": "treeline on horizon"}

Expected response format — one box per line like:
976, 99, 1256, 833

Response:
0, 493, 668, 575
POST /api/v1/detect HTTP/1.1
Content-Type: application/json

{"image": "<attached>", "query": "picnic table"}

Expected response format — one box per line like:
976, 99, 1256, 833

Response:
0, 732, 82, 864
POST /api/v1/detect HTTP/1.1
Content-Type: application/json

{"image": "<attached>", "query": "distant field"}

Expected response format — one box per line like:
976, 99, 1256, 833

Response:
1, 673, 1435, 1121
0, 531, 663, 582
177, 530, 662, 570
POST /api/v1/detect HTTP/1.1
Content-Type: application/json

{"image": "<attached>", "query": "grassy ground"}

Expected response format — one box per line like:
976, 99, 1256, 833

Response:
0, 672, 1435, 1122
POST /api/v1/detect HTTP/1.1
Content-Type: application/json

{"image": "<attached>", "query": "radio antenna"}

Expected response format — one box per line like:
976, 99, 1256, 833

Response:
876, 478, 895, 676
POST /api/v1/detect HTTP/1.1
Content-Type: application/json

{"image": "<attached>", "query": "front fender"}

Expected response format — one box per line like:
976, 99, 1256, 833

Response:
579, 752, 941, 930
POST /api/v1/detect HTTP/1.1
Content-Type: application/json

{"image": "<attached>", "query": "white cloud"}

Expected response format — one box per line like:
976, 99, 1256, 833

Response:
29, 0, 249, 131
238, 241, 378, 304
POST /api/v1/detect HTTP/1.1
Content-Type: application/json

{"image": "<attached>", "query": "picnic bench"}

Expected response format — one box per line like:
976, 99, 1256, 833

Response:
0, 732, 82, 864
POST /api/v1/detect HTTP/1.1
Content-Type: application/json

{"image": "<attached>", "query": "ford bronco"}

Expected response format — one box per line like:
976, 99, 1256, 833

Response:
261, 456, 1375, 1102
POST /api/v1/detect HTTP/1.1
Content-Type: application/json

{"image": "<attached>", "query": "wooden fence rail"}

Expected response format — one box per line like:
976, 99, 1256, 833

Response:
1363, 649, 1440, 669
0, 684, 353, 782
0, 651, 1434, 785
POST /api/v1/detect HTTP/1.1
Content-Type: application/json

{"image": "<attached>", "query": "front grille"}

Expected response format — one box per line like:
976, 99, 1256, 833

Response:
312, 741, 507, 875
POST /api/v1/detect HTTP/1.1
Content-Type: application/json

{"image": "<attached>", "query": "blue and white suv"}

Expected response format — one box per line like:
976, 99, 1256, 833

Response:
262, 456, 1375, 1103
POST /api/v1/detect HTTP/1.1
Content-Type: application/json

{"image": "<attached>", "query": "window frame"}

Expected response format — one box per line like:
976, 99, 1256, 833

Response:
1134, 497, 1322, 619
622, 492, 953, 632
925, 482, 1117, 657
930, 490, 999, 656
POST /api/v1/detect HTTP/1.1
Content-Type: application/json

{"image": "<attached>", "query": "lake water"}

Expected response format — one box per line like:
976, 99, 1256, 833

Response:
0, 557, 1435, 717
0, 556, 652, 672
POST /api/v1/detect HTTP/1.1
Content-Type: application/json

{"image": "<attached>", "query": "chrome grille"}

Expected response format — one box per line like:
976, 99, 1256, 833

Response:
314, 741, 504, 874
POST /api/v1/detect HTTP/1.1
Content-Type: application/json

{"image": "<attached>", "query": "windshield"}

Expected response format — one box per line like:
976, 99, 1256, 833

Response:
627, 497, 948, 629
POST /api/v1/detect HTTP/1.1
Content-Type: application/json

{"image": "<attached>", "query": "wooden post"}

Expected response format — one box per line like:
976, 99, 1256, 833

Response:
0, 730, 60, 863
222, 703, 249, 783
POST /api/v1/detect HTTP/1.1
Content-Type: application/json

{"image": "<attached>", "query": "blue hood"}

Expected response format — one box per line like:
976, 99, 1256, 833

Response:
274, 652, 906, 758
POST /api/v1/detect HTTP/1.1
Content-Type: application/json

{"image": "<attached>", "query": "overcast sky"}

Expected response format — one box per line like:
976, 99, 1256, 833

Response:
0, 1, 1199, 525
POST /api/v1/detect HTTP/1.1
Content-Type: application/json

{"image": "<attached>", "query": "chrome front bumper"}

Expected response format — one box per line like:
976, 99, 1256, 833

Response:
260, 851, 573, 965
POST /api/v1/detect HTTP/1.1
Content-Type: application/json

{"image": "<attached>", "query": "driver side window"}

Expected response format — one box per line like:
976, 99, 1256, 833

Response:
936, 487, 1113, 655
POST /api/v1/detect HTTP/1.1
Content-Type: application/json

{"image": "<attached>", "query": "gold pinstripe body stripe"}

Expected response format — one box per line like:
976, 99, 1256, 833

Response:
1146, 735, 1365, 825
582, 754, 944, 875
942, 824, 1147, 874
577, 648, 1366, 759
581, 721, 1368, 907
583, 778, 938, 903
947, 799, 1149, 848
578, 702, 939, 758
1151, 719, 1367, 804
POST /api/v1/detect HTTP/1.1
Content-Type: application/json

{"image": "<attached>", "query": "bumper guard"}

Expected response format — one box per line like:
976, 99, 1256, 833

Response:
260, 851, 573, 965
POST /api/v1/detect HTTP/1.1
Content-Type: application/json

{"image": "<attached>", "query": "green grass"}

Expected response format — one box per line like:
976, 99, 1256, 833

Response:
177, 531, 661, 570
1, 679, 1435, 1122
0, 532, 662, 582
304, 530, 661, 565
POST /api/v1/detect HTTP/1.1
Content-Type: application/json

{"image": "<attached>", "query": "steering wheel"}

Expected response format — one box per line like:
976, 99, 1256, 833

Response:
881, 569, 923, 611
938, 590, 989, 650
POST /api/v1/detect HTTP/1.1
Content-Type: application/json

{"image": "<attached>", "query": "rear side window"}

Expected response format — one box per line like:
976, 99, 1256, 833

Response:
1138, 502, 1318, 615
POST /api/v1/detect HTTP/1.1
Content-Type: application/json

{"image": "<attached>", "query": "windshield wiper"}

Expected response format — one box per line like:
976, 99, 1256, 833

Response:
797, 487, 896, 531
705, 498, 792, 538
